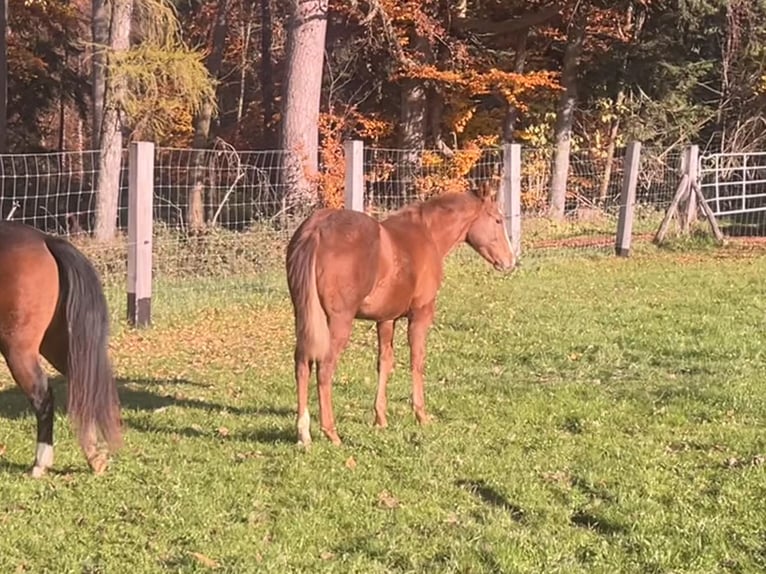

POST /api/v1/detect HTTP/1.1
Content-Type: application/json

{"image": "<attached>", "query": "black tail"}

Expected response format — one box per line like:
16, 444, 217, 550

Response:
44, 236, 122, 451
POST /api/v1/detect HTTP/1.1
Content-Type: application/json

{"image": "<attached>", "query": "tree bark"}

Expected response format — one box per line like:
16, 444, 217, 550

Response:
260, 0, 274, 146
188, 0, 231, 233
280, 0, 328, 205
91, 0, 109, 149
503, 31, 528, 143
597, 90, 624, 204
548, 10, 587, 220
94, 0, 132, 241
0, 0, 8, 153
397, 79, 427, 201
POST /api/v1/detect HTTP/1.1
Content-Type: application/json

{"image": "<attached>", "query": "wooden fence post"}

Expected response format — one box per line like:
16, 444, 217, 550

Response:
615, 140, 642, 257
501, 143, 522, 257
680, 145, 699, 231
344, 139, 364, 212
127, 141, 154, 328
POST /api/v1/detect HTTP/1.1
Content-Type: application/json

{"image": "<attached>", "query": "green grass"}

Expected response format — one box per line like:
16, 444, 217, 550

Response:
1, 244, 766, 573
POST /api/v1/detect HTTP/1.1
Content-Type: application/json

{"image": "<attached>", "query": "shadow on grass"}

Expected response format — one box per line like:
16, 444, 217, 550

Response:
570, 509, 627, 536
0, 376, 293, 420
456, 478, 526, 522
127, 417, 296, 445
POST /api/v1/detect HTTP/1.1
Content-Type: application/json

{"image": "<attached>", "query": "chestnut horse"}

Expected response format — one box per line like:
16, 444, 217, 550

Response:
0, 222, 121, 476
286, 179, 516, 445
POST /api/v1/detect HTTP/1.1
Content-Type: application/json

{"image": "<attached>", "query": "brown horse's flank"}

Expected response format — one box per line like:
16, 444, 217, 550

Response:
286, 182, 515, 445
0, 222, 121, 476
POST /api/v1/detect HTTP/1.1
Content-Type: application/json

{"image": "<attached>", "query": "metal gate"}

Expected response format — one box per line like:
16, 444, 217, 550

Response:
698, 151, 766, 216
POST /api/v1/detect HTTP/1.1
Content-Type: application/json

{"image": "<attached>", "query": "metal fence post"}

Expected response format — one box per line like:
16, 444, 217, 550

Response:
127, 141, 154, 328
615, 140, 642, 257
344, 139, 364, 212
501, 143, 522, 257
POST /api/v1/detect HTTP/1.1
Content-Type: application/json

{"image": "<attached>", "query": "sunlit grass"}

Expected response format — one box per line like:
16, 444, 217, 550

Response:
0, 243, 764, 572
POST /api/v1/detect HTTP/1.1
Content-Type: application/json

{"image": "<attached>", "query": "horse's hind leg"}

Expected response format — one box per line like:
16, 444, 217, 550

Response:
295, 353, 313, 446
316, 316, 354, 445
374, 320, 396, 427
4, 350, 54, 477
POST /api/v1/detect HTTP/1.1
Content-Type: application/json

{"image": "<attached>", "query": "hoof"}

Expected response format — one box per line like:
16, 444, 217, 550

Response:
322, 428, 342, 446
88, 453, 109, 475
30, 465, 48, 479
414, 411, 431, 425
373, 417, 388, 428
296, 436, 312, 448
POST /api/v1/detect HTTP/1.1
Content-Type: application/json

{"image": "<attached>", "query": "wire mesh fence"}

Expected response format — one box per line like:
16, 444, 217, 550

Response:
0, 143, 761, 321
363, 146, 503, 216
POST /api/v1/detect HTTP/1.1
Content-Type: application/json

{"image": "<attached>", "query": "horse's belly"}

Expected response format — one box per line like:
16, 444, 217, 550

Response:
356, 279, 410, 321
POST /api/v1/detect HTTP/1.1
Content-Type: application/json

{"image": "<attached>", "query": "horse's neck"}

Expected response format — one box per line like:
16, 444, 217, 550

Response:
419, 195, 479, 258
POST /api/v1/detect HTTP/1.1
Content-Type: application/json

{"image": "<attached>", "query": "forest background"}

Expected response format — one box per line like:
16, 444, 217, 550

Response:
3, 0, 765, 238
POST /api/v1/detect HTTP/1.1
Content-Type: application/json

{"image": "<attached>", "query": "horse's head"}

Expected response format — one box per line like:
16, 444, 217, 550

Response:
465, 179, 516, 272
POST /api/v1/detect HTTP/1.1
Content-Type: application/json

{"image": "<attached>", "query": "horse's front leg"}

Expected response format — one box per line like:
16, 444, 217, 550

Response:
407, 303, 435, 425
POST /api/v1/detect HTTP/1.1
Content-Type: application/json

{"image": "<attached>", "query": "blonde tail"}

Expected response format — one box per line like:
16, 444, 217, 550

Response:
287, 235, 330, 361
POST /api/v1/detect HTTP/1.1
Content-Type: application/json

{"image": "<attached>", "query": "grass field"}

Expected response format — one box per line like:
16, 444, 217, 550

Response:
1, 242, 765, 573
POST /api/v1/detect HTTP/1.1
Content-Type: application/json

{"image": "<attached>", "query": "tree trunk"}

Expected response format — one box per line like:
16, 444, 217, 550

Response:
397, 79, 427, 202
94, 0, 132, 241
597, 90, 624, 204
280, 0, 328, 205
91, 0, 109, 149
0, 0, 8, 153
503, 31, 528, 143
188, 0, 231, 234
548, 11, 587, 220
237, 19, 252, 125
260, 0, 274, 146
598, 3, 645, 205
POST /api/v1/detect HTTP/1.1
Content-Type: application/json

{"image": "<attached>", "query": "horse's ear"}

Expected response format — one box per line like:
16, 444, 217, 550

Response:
474, 178, 500, 201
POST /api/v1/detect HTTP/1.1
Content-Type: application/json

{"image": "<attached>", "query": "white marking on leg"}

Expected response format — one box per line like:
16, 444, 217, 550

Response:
297, 408, 311, 445
32, 442, 53, 477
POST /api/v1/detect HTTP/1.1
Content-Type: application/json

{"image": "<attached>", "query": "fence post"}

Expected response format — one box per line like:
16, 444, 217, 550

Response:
127, 141, 154, 328
501, 143, 522, 257
344, 139, 364, 212
680, 145, 699, 231
615, 140, 642, 257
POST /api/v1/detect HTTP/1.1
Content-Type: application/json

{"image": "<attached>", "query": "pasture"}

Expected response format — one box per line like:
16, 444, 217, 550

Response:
0, 242, 765, 573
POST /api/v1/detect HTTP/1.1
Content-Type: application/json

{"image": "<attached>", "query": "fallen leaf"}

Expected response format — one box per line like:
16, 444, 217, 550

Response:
190, 552, 219, 569
345, 456, 357, 470
217, 427, 230, 438
377, 490, 400, 509
0, 444, 6, 457
320, 551, 335, 560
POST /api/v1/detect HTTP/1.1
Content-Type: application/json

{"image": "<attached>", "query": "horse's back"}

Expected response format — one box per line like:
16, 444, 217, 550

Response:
0, 222, 60, 350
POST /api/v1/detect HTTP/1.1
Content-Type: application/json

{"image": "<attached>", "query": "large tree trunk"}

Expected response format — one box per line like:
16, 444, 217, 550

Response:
503, 31, 529, 143
94, 0, 132, 241
280, 0, 328, 206
0, 0, 7, 153
187, 0, 231, 234
91, 0, 109, 149
548, 11, 587, 220
396, 80, 427, 202
260, 0, 274, 146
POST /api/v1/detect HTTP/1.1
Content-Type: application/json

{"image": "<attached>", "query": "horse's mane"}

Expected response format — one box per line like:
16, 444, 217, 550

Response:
387, 191, 478, 223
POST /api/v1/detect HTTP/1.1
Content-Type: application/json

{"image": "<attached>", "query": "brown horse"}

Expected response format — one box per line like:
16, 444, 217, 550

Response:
286, 179, 516, 445
0, 222, 121, 476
